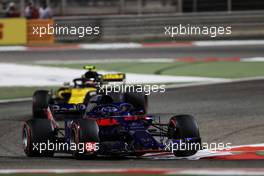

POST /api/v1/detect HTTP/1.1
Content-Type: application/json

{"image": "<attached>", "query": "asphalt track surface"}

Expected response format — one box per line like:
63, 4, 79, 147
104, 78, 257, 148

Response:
0, 45, 264, 169
0, 80, 264, 169
1, 45, 264, 62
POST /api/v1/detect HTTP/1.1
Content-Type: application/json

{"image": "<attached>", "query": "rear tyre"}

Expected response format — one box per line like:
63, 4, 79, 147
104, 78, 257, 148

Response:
168, 115, 201, 157
71, 119, 99, 160
123, 92, 148, 114
32, 90, 51, 118
22, 119, 55, 157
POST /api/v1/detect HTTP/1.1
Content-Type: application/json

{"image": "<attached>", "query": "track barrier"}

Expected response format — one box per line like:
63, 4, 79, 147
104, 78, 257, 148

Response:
0, 18, 27, 45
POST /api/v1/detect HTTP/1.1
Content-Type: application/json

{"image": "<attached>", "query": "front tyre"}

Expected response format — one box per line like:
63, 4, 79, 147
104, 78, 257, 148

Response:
71, 119, 99, 160
22, 119, 55, 157
168, 115, 201, 157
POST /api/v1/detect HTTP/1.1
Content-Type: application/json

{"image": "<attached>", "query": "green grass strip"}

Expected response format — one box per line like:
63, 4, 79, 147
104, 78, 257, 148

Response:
42, 62, 264, 79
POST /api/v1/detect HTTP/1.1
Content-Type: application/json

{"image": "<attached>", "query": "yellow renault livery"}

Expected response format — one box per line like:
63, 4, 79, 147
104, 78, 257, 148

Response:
32, 65, 126, 117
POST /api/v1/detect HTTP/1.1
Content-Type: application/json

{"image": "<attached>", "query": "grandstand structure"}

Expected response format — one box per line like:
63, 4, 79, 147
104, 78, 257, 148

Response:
1, 0, 264, 16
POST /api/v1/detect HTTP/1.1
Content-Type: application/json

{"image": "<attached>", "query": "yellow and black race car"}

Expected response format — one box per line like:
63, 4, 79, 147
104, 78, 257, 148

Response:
32, 65, 129, 117
55, 65, 126, 104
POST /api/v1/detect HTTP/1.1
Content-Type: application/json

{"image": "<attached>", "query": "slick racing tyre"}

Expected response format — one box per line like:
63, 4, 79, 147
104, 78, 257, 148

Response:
168, 115, 201, 157
71, 119, 99, 160
123, 92, 148, 114
32, 90, 51, 118
22, 119, 55, 157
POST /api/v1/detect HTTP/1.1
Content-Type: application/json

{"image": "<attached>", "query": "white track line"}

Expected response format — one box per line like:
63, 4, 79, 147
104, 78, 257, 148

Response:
242, 57, 264, 62
79, 43, 142, 50
0, 97, 32, 104
0, 168, 264, 175
194, 40, 264, 47
0, 46, 27, 52
168, 169, 264, 176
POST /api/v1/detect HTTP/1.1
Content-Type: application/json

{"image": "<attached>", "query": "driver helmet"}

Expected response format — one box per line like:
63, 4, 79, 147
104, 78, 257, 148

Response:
82, 65, 100, 87
84, 70, 99, 80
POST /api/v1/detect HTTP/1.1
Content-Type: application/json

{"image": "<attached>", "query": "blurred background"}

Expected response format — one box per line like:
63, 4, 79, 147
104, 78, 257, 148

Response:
1, 0, 264, 16
0, 0, 264, 43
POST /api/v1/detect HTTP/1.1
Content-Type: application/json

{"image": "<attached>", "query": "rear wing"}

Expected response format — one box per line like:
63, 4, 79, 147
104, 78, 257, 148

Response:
51, 104, 86, 114
102, 73, 126, 82
82, 65, 125, 83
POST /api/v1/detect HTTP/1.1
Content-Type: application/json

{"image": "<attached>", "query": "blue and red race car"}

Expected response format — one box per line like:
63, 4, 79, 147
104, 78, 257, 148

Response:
23, 91, 201, 159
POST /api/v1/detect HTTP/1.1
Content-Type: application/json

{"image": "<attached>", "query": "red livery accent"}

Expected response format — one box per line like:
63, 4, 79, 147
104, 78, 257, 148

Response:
124, 115, 147, 121
96, 118, 118, 126
0, 23, 3, 39
45, 107, 58, 129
